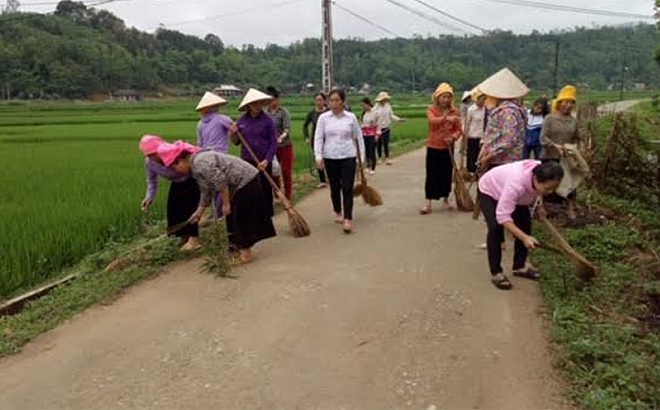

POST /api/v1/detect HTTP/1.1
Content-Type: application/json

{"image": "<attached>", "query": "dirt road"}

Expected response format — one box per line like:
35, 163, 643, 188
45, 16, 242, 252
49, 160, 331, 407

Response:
0, 149, 570, 409
597, 99, 646, 115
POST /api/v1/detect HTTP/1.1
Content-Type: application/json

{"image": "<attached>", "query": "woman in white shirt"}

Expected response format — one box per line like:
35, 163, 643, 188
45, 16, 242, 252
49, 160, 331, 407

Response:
315, 89, 365, 233
373, 91, 404, 165
462, 91, 487, 173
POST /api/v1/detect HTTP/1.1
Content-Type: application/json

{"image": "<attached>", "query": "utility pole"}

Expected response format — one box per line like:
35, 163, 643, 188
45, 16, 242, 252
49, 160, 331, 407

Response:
552, 39, 560, 97
322, 0, 334, 94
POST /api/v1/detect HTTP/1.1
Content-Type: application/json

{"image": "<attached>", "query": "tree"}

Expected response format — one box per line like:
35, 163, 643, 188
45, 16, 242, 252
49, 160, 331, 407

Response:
2, 0, 20, 14
54, 1, 91, 24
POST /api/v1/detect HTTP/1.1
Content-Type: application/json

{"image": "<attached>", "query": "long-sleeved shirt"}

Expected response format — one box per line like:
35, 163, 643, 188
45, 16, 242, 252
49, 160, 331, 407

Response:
372, 102, 401, 130
303, 108, 328, 143
464, 104, 486, 140
191, 150, 259, 207
361, 109, 379, 136
482, 101, 527, 165
540, 112, 579, 159
314, 110, 365, 163
426, 105, 462, 150
268, 106, 292, 148
234, 111, 278, 163
525, 111, 544, 147
197, 111, 232, 153
143, 158, 191, 202
478, 160, 541, 225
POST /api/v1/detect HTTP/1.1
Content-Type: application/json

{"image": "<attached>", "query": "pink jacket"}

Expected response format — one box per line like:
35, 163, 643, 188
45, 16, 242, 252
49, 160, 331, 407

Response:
478, 160, 540, 224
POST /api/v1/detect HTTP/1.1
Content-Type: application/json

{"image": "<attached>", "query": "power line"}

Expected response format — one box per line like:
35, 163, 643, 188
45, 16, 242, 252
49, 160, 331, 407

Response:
474, 0, 654, 20
0, 0, 128, 24
332, 1, 401, 38
381, 0, 471, 35
407, 0, 487, 34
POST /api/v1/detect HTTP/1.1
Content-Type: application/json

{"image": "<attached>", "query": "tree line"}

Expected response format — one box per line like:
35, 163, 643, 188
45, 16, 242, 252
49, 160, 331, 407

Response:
1, 0, 659, 99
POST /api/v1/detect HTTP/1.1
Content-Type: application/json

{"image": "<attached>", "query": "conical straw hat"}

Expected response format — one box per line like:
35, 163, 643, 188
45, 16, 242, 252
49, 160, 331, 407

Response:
461, 91, 472, 102
374, 91, 392, 102
478, 68, 529, 100
196, 91, 227, 111
238, 88, 273, 111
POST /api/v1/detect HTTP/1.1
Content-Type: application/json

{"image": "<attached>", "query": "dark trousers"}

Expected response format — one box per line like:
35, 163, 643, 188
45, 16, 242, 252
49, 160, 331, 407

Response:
479, 192, 531, 275
377, 128, 391, 159
364, 135, 377, 170
466, 138, 481, 173
425, 147, 453, 200
273, 145, 294, 200
523, 145, 541, 159
324, 157, 357, 220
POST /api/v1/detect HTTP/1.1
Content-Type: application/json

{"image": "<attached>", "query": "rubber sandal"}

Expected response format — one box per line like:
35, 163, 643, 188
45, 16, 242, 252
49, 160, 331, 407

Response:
512, 267, 540, 281
491, 273, 513, 290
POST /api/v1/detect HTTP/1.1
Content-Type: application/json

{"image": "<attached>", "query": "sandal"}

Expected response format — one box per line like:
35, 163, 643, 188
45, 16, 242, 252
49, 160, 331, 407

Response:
512, 267, 540, 281
419, 207, 432, 215
491, 273, 513, 290
342, 221, 353, 234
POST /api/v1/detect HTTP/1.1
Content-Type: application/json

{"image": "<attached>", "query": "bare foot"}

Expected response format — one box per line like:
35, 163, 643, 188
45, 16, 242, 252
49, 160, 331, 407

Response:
440, 201, 454, 211
334, 213, 344, 224
239, 249, 254, 264
342, 220, 353, 233
180, 237, 202, 252
317, 182, 327, 189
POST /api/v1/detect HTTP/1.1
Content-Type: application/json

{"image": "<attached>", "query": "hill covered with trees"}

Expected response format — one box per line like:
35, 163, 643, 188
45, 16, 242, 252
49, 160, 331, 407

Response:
0, 0, 659, 98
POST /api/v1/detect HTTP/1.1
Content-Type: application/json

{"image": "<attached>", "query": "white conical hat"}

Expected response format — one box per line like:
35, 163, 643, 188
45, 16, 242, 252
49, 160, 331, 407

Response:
478, 68, 529, 100
461, 91, 472, 102
238, 88, 273, 111
196, 91, 227, 111
374, 91, 392, 102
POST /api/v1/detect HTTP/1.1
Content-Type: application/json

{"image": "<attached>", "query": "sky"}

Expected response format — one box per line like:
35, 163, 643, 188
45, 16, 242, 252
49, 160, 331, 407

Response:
17, 0, 657, 46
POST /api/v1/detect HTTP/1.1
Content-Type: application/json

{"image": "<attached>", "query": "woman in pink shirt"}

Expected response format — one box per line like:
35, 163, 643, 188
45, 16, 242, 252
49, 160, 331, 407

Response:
478, 160, 564, 290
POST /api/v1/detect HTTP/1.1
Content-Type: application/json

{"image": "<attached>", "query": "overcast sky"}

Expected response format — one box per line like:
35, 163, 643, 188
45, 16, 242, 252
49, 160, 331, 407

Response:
20, 0, 657, 46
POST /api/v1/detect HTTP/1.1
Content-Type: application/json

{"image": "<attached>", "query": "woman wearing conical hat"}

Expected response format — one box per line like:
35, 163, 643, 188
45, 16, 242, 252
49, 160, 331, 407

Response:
372, 91, 404, 165
196, 91, 233, 217
541, 85, 580, 219
229, 88, 278, 218
420, 83, 463, 215
477, 68, 529, 171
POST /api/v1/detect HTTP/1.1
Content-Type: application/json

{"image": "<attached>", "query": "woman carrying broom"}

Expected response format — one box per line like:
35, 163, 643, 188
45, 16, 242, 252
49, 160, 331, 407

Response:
229, 88, 278, 217
420, 83, 463, 215
138, 135, 201, 252
314, 89, 365, 234
479, 160, 564, 290
159, 141, 276, 265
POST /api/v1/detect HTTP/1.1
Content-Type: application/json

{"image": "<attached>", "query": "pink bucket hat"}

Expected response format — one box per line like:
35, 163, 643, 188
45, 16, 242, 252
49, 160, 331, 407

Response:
139, 134, 164, 156
158, 140, 198, 167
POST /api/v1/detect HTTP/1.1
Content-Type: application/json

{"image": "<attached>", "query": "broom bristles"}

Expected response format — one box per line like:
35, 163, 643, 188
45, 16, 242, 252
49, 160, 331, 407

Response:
286, 208, 311, 237
453, 174, 475, 212
353, 184, 365, 196
362, 185, 383, 206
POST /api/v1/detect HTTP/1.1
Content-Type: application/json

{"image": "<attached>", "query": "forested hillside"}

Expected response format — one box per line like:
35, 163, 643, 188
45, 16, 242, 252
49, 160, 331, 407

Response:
0, 0, 659, 98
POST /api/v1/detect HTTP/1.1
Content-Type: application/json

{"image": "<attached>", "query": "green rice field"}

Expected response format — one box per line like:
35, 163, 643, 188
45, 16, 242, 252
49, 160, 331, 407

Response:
1, 89, 654, 300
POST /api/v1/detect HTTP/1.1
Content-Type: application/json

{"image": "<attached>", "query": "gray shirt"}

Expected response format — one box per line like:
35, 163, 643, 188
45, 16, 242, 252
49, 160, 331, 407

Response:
191, 150, 259, 206
540, 113, 579, 159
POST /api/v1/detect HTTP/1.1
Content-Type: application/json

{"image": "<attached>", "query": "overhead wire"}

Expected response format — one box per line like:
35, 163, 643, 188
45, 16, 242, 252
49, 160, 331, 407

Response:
473, 0, 654, 20
332, 1, 401, 38
407, 0, 487, 34
381, 0, 472, 35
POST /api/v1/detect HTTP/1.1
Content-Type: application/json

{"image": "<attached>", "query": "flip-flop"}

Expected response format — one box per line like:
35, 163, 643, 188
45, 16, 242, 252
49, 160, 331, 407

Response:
419, 208, 432, 215
512, 267, 540, 281
491, 273, 513, 290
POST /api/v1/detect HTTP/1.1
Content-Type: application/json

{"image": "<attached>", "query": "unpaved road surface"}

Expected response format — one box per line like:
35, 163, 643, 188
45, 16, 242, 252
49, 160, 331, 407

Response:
597, 99, 646, 114
0, 149, 570, 409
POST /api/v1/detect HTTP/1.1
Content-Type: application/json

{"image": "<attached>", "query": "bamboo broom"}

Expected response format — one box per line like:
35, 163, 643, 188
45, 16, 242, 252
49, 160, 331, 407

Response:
539, 215, 597, 280
447, 147, 474, 212
353, 137, 383, 206
235, 131, 311, 238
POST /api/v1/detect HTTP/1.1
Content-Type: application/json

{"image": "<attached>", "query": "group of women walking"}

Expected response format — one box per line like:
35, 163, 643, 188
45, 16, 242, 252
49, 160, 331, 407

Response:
138, 70, 578, 289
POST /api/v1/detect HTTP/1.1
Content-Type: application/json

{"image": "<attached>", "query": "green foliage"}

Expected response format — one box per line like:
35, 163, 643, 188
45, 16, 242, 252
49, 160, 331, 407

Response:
1, 5, 660, 98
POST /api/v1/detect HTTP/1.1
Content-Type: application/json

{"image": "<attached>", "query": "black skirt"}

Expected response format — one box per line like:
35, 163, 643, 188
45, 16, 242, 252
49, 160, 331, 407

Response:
167, 178, 200, 238
226, 176, 277, 249
425, 147, 453, 200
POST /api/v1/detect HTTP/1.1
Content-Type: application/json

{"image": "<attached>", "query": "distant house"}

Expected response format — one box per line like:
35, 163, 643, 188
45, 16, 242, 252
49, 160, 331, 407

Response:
634, 82, 647, 91
214, 85, 243, 97
111, 90, 143, 102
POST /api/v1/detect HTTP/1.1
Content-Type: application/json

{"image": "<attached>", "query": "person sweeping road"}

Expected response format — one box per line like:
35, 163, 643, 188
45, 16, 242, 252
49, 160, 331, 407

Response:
420, 83, 463, 215
138, 135, 201, 252
314, 89, 365, 234
478, 160, 564, 290
159, 141, 276, 265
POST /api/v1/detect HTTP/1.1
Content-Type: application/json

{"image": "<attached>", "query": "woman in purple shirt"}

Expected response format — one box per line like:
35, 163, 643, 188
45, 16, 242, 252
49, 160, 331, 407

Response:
229, 88, 278, 217
196, 92, 233, 217
139, 134, 201, 252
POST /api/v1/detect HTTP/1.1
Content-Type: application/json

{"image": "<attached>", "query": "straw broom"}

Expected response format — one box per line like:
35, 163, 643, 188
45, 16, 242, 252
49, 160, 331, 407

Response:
353, 137, 383, 206
235, 131, 311, 238
447, 147, 474, 212
539, 215, 597, 280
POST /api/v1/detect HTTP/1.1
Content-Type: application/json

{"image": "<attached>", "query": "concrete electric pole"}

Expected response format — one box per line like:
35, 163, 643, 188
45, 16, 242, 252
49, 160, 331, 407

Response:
322, 0, 334, 94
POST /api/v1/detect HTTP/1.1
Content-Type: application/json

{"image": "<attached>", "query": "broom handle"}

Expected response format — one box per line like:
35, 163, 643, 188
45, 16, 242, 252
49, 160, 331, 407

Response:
235, 130, 291, 209
353, 136, 368, 186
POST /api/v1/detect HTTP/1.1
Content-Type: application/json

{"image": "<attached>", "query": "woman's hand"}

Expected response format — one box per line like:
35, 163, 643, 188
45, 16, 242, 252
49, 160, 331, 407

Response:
229, 123, 239, 135
141, 198, 152, 211
188, 207, 205, 224
316, 159, 325, 170
257, 160, 268, 171
222, 202, 231, 216
522, 235, 540, 250
554, 143, 566, 156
